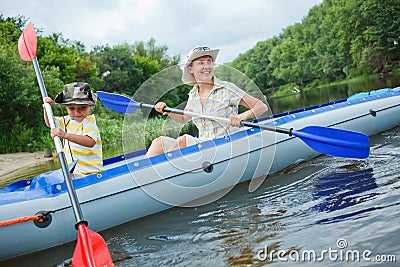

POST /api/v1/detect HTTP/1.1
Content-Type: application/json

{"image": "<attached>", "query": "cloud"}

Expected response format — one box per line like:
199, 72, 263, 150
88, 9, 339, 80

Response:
1, 0, 322, 62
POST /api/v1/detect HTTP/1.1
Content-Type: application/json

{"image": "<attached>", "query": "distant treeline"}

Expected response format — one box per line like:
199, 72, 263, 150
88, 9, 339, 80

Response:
229, 0, 400, 91
1, 0, 399, 153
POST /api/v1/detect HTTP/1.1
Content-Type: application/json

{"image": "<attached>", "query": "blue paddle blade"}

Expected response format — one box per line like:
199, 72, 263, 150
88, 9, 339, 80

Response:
292, 126, 370, 159
97, 91, 140, 113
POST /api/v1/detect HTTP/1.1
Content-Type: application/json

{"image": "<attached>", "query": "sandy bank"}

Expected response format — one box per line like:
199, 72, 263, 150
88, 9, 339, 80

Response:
0, 152, 56, 185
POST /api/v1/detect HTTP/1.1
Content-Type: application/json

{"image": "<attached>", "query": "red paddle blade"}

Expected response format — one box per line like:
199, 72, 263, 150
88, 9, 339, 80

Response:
72, 224, 114, 267
18, 22, 37, 61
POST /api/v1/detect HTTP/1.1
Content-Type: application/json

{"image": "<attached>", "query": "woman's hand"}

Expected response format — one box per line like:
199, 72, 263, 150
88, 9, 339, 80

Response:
229, 114, 243, 127
154, 102, 169, 115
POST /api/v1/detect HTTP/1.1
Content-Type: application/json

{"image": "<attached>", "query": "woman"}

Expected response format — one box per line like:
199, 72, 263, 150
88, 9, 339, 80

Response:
146, 46, 268, 157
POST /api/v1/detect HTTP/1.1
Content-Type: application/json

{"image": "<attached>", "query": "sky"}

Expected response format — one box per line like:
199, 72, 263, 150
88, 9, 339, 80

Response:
2, 0, 322, 63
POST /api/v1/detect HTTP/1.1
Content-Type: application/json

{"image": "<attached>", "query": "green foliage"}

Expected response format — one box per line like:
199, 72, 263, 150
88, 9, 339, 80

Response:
132, 65, 190, 115
0, 42, 40, 131
96, 116, 197, 157
231, 0, 400, 94
0, 120, 50, 153
131, 38, 181, 68
97, 118, 123, 146
122, 116, 197, 152
230, 37, 282, 89
0, 13, 26, 44
0, 15, 181, 153
133, 55, 161, 82
90, 44, 141, 94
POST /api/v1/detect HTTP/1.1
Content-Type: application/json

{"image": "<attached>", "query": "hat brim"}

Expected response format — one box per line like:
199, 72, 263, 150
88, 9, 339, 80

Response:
182, 49, 219, 85
54, 92, 97, 106
61, 100, 96, 106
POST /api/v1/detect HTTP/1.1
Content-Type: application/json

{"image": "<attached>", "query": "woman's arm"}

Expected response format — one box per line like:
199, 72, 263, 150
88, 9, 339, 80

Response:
230, 93, 269, 126
239, 93, 269, 119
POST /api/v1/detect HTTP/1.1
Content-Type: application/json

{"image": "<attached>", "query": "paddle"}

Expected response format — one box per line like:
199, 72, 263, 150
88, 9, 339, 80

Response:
18, 22, 113, 266
97, 91, 370, 159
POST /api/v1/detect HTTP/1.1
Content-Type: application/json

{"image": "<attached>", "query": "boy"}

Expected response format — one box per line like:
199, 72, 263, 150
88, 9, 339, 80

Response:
43, 82, 103, 177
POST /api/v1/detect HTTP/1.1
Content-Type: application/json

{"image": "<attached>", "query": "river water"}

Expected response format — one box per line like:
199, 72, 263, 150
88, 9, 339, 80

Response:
1, 75, 399, 266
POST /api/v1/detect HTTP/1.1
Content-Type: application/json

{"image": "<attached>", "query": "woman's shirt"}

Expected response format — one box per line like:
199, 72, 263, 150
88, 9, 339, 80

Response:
56, 114, 103, 175
185, 78, 246, 140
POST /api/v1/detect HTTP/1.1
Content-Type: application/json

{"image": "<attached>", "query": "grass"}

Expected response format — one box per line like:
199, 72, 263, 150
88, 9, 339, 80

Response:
1, 116, 196, 160
0, 125, 52, 153
97, 116, 196, 158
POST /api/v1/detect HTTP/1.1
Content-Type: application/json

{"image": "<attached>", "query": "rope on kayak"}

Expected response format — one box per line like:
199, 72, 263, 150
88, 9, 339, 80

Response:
0, 213, 44, 226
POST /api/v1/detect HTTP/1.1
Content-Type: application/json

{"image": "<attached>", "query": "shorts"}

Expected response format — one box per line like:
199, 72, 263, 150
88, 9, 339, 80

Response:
161, 134, 203, 152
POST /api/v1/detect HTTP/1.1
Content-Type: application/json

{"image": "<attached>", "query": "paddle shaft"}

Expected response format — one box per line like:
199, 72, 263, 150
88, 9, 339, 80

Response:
97, 91, 369, 159
151, 104, 366, 150
20, 23, 113, 266
140, 103, 292, 135
32, 58, 86, 226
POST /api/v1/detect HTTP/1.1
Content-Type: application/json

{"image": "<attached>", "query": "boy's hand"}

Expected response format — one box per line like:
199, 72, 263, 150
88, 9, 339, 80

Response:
43, 97, 54, 107
50, 127, 66, 139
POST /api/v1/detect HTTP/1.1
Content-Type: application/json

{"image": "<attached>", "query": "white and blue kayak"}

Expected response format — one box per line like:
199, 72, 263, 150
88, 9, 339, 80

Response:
0, 87, 399, 261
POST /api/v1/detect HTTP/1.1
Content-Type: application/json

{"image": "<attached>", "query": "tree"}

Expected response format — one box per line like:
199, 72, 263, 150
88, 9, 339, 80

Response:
230, 37, 283, 90
133, 55, 161, 82
356, 0, 400, 72
90, 45, 142, 94
0, 13, 26, 44
229, 0, 400, 89
0, 14, 181, 152
131, 38, 180, 68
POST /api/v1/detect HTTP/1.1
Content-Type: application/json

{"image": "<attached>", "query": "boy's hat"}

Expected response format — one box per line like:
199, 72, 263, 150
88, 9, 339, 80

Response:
55, 82, 97, 106
182, 46, 219, 85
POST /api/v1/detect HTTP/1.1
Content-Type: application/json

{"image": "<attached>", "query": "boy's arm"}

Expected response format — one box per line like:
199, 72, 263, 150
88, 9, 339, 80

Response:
42, 97, 53, 128
50, 128, 96, 148
64, 132, 96, 148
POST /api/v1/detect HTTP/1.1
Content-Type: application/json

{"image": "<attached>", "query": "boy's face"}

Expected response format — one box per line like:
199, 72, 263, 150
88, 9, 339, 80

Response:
65, 104, 91, 122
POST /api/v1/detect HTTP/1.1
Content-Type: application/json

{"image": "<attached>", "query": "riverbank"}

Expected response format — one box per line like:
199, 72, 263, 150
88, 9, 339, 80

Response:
0, 152, 56, 187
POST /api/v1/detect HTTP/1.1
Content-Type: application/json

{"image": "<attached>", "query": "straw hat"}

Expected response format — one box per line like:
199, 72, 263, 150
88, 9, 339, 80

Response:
55, 82, 97, 106
182, 46, 219, 85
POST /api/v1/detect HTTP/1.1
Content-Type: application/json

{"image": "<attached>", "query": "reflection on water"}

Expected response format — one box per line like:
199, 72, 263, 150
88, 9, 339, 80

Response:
268, 74, 400, 114
312, 168, 378, 224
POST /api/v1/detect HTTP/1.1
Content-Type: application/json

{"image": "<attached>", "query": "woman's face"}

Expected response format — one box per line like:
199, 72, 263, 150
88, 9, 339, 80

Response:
189, 55, 214, 83
65, 104, 91, 122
